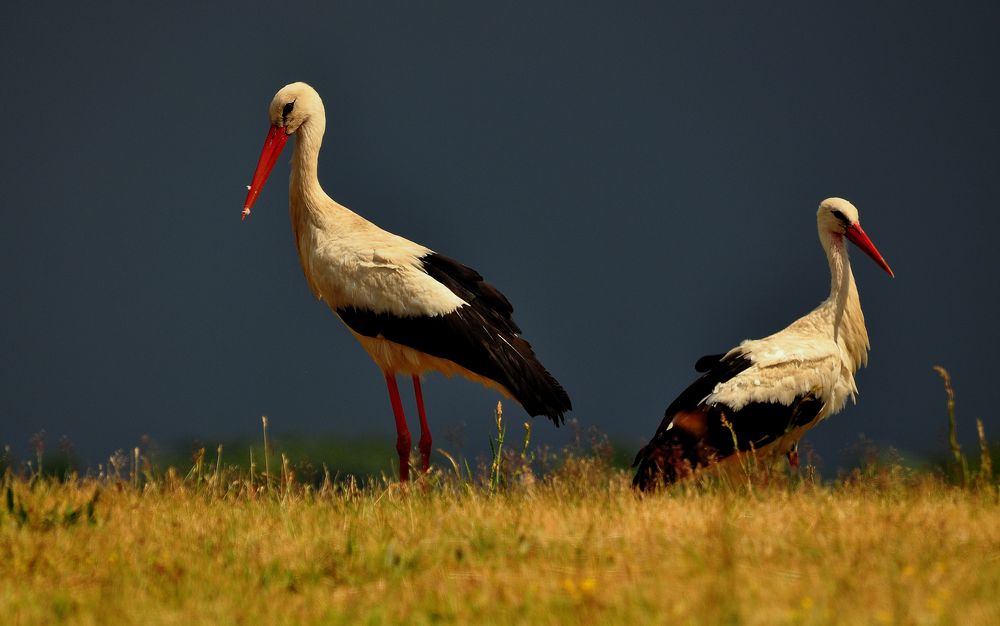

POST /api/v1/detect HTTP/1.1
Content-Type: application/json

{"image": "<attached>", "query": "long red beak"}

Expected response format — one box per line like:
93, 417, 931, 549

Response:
242, 125, 289, 221
845, 222, 894, 278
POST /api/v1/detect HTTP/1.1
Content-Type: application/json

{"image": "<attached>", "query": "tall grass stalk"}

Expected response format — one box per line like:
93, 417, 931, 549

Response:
213, 444, 224, 494
261, 415, 271, 493
29, 431, 45, 481
248, 448, 255, 492
934, 365, 969, 486
976, 419, 993, 483
489, 401, 505, 494
281, 453, 292, 496
186, 447, 206, 483
132, 447, 139, 490
720, 415, 755, 493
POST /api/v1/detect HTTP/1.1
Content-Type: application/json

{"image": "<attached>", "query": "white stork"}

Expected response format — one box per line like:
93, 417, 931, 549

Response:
242, 82, 571, 481
633, 198, 893, 489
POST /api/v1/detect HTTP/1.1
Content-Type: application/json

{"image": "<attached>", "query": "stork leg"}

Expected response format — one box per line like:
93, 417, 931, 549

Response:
786, 442, 800, 472
412, 375, 432, 473
383, 373, 411, 482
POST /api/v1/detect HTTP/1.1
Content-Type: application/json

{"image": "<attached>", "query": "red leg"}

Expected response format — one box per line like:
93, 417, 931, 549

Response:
412, 375, 432, 473
786, 443, 800, 472
384, 373, 411, 482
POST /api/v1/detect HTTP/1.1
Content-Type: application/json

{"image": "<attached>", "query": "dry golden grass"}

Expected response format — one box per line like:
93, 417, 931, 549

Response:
3, 454, 1000, 626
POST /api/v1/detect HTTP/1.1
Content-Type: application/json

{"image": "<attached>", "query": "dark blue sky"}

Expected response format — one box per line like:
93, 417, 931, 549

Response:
2, 1, 998, 472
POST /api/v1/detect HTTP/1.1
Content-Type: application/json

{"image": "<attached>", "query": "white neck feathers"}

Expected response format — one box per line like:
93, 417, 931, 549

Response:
819, 231, 870, 373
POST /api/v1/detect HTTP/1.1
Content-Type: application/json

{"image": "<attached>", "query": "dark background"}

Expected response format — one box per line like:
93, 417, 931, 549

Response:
2, 1, 997, 473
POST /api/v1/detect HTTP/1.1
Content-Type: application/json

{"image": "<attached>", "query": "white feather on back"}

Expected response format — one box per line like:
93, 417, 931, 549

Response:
299, 209, 467, 317
707, 337, 847, 412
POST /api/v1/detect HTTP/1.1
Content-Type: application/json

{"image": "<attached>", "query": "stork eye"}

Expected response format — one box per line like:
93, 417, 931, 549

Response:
282, 102, 295, 117
830, 209, 849, 225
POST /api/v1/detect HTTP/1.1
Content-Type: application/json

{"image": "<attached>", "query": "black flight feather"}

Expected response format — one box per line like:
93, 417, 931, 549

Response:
336, 253, 571, 424
694, 353, 727, 373
632, 352, 823, 490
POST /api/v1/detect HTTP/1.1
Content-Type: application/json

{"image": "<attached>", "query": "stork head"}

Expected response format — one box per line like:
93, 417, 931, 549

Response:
266, 82, 324, 135
817, 198, 894, 277
242, 82, 325, 220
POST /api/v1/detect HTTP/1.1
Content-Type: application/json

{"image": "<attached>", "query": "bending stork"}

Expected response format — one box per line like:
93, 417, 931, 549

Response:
242, 82, 571, 481
633, 198, 893, 490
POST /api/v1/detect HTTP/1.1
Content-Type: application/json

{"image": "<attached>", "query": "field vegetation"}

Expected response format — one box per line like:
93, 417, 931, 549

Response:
3, 374, 999, 625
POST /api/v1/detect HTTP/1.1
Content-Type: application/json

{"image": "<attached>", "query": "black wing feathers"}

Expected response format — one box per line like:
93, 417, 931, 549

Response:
694, 353, 727, 372
337, 253, 571, 424
421, 253, 518, 332
659, 353, 755, 432
632, 352, 823, 490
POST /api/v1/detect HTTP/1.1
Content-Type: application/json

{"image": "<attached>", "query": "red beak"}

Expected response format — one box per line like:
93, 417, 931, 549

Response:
242, 125, 289, 220
845, 222, 894, 278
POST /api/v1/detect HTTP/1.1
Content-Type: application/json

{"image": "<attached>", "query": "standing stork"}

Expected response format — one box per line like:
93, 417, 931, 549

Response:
633, 198, 893, 490
242, 82, 571, 481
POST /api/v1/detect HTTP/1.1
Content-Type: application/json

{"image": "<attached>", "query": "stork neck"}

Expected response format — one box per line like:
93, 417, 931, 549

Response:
290, 117, 326, 200
287, 115, 335, 243
821, 231, 868, 369
826, 234, 853, 306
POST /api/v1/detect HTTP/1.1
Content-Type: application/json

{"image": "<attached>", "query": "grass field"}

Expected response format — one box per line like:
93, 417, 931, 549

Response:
4, 422, 1000, 626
